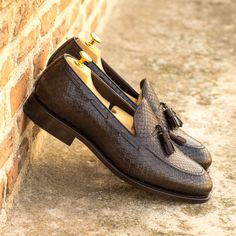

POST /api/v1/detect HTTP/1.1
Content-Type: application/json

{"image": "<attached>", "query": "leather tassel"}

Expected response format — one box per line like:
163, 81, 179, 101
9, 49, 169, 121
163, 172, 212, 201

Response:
169, 132, 186, 146
161, 103, 183, 130
157, 125, 175, 155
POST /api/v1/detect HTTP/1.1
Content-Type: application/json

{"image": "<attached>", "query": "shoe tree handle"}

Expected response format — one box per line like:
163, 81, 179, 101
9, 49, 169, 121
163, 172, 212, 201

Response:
77, 33, 104, 70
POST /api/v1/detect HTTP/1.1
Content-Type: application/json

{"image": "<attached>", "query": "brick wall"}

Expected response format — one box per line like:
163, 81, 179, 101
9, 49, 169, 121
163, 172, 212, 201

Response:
0, 0, 116, 212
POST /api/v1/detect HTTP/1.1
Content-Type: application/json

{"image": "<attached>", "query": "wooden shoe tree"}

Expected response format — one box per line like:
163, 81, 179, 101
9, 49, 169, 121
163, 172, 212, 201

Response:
76, 33, 104, 70
65, 52, 135, 134
76, 33, 138, 104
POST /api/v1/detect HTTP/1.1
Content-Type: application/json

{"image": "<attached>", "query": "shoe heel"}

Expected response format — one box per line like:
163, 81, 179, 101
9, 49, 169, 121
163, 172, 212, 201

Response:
23, 93, 77, 145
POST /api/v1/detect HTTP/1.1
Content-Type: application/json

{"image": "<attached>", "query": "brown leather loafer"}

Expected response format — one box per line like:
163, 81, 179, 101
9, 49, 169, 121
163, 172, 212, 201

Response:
24, 53, 212, 202
46, 36, 212, 170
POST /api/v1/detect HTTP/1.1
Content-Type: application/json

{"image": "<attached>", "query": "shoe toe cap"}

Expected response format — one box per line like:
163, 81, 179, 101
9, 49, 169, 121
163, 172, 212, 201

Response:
179, 145, 212, 170
169, 167, 213, 197
139, 153, 213, 197
188, 170, 213, 196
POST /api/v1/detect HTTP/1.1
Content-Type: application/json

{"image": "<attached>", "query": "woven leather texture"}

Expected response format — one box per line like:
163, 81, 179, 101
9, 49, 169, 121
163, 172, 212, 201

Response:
35, 56, 212, 196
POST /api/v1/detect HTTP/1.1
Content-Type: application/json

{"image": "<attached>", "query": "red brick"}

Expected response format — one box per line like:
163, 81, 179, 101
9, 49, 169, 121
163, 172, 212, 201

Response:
0, 21, 9, 51
0, 178, 6, 208
14, 1, 35, 36
0, 56, 14, 89
10, 69, 30, 117
40, 4, 57, 36
17, 27, 39, 63
17, 112, 29, 135
60, 0, 71, 12
0, 129, 14, 169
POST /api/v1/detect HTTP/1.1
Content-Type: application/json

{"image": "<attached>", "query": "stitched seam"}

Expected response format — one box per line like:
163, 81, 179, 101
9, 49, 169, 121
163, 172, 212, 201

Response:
90, 99, 108, 119
120, 133, 139, 150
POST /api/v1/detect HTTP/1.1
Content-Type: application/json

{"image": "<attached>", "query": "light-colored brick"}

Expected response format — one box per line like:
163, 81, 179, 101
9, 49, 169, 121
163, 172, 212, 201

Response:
90, 15, 99, 32
36, 0, 46, 6
0, 95, 6, 127
70, 4, 80, 26
0, 128, 15, 169
0, 21, 9, 51
86, 0, 95, 18
40, 4, 58, 36
17, 27, 39, 63
60, 0, 71, 12
52, 19, 68, 47
73, 14, 83, 35
0, 56, 14, 90
14, 1, 35, 36
10, 69, 30, 117
0, 0, 14, 10
101, 0, 107, 17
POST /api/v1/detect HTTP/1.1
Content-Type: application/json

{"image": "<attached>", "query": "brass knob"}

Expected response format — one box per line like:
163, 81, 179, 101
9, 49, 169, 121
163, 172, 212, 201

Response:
75, 51, 92, 66
86, 32, 101, 47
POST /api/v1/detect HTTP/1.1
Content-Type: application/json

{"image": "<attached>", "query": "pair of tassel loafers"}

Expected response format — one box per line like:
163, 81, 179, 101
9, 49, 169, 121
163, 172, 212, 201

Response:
23, 33, 213, 202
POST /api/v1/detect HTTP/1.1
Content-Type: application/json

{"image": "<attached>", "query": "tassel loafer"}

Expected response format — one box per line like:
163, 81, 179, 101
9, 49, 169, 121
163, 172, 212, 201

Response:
24, 52, 212, 202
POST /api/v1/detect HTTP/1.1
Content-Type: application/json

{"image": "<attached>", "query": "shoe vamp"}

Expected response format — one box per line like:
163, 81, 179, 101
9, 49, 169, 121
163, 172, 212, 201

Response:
144, 138, 204, 175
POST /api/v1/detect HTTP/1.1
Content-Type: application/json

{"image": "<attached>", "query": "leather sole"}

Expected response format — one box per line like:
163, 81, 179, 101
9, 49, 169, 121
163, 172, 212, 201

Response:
23, 93, 211, 203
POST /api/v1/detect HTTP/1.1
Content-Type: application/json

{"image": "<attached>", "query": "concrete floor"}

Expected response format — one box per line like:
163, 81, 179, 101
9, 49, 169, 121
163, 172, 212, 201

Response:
1, 0, 236, 235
